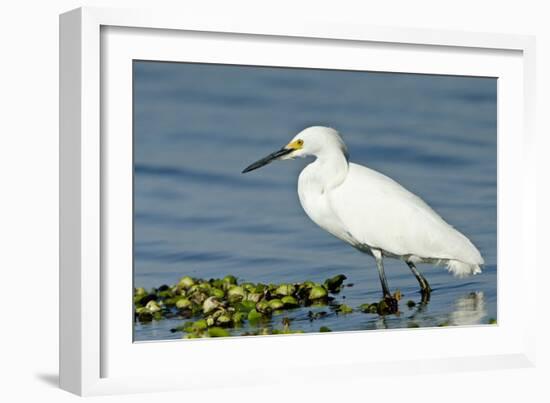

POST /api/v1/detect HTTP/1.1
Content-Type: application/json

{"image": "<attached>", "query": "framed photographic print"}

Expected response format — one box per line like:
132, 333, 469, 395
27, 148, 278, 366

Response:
60, 7, 536, 396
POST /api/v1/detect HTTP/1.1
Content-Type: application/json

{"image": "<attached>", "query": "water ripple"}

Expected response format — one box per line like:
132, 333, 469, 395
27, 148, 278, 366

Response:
135, 163, 284, 189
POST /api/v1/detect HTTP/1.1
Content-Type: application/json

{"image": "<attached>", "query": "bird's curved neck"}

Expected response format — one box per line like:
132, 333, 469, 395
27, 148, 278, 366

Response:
310, 149, 349, 189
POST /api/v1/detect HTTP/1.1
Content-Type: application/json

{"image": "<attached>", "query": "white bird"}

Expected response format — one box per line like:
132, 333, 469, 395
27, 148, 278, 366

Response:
242, 126, 484, 310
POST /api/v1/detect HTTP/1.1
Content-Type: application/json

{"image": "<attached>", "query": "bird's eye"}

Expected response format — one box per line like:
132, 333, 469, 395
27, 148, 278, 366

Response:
297, 139, 304, 146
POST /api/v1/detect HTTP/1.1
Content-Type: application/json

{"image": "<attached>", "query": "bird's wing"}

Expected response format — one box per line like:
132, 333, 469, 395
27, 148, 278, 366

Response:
329, 163, 483, 265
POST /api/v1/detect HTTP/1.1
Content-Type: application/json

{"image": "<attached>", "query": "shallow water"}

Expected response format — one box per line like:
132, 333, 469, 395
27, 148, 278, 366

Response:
133, 62, 497, 341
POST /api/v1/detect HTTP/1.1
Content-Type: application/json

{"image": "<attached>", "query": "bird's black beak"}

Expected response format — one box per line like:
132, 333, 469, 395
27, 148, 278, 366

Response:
242, 147, 293, 173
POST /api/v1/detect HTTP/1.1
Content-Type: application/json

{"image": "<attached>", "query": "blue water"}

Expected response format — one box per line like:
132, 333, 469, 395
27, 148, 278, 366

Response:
133, 61, 497, 341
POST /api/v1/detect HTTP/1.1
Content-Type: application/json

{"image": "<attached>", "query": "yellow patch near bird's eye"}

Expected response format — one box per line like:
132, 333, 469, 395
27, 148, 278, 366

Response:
286, 139, 304, 150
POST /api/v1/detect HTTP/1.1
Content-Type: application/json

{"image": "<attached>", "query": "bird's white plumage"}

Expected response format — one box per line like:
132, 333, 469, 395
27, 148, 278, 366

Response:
291, 127, 483, 277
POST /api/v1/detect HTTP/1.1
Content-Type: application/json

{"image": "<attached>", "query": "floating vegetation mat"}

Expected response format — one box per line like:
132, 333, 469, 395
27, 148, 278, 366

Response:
133, 274, 414, 338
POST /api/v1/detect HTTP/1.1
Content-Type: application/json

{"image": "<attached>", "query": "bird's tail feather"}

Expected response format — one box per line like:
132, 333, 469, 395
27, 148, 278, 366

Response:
445, 259, 482, 278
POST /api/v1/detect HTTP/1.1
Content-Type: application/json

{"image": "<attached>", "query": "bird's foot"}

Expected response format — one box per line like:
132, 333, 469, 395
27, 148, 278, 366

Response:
385, 296, 399, 314
380, 294, 399, 315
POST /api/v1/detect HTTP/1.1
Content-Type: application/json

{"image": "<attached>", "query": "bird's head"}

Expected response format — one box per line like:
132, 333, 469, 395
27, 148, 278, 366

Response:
242, 126, 348, 173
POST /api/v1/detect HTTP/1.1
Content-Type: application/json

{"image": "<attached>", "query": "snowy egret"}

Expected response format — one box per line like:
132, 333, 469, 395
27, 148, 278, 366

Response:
242, 126, 484, 310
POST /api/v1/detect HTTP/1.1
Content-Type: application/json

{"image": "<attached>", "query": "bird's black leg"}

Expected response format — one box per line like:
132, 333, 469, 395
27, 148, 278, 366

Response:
373, 250, 398, 313
406, 261, 432, 302
373, 250, 391, 297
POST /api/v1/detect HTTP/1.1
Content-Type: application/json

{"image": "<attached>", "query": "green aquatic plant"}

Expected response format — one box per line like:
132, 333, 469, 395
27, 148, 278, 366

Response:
337, 304, 353, 314
145, 300, 161, 313
324, 274, 347, 293
308, 285, 328, 300
202, 296, 221, 314
268, 299, 284, 310
247, 309, 263, 323
223, 275, 237, 286
275, 284, 296, 296
208, 327, 230, 337
178, 276, 195, 289
175, 298, 192, 310
134, 273, 401, 338
227, 286, 246, 303
281, 295, 299, 307
210, 288, 225, 299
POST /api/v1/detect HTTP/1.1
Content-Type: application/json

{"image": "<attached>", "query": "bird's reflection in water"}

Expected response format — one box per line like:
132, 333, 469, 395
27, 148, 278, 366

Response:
449, 291, 487, 326
372, 291, 488, 329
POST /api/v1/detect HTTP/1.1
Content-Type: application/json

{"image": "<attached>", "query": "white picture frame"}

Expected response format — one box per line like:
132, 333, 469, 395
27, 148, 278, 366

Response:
59, 6, 537, 396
